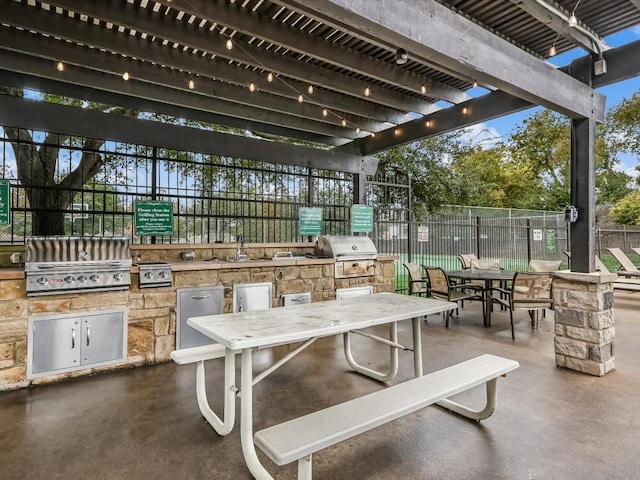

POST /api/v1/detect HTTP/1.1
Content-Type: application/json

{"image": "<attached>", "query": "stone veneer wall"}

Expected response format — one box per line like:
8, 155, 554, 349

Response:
552, 271, 616, 376
0, 254, 395, 391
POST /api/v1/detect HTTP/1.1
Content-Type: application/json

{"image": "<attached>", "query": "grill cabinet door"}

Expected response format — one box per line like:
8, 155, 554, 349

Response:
81, 311, 125, 366
32, 317, 81, 374
233, 283, 272, 312
177, 287, 223, 349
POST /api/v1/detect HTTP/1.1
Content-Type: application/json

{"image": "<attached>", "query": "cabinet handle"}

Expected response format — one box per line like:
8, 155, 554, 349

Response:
86, 325, 91, 347
191, 295, 210, 300
71, 327, 76, 349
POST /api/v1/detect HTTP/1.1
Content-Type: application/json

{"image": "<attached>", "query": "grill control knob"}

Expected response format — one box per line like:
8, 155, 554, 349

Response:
89, 274, 100, 282
159, 271, 168, 279
64, 275, 75, 283
36, 277, 49, 285
78, 275, 87, 283
113, 272, 123, 281
144, 272, 153, 279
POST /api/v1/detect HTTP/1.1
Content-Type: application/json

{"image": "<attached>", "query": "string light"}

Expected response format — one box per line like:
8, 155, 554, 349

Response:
394, 128, 400, 136
122, 71, 130, 81
298, 94, 304, 103
472, 80, 478, 88
307, 85, 314, 94
249, 82, 256, 92
188, 79, 195, 90
341, 119, 347, 127
568, 0, 580, 27
56, 61, 64, 72
356, 127, 360, 133
322, 108, 328, 117
267, 72, 274, 82
462, 107, 468, 115
371, 132, 375, 138
548, 32, 560, 57
420, 84, 427, 94
364, 86, 371, 97
225, 38, 233, 50
425, 120, 431, 128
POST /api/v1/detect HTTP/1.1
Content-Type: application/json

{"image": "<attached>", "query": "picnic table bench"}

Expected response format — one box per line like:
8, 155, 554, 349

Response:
254, 354, 519, 480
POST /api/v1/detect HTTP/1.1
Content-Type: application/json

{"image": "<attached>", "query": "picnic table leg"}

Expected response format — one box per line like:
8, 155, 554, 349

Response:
343, 322, 399, 382
195, 348, 237, 435
484, 280, 492, 327
412, 317, 423, 377
240, 348, 275, 480
436, 377, 498, 421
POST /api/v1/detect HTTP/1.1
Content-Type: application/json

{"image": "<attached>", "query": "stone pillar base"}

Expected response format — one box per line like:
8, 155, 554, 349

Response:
551, 271, 616, 376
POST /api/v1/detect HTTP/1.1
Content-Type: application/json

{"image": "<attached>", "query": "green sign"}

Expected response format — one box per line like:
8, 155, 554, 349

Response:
299, 207, 323, 235
134, 201, 174, 236
0, 180, 9, 226
351, 204, 373, 233
546, 229, 556, 254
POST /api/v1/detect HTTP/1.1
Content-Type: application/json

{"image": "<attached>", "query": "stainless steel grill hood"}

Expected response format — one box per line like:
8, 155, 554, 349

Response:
315, 235, 378, 260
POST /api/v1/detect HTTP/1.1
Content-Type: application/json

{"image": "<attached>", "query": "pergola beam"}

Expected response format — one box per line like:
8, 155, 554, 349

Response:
32, 0, 443, 116
291, 0, 605, 120
508, 0, 610, 55
0, 94, 377, 175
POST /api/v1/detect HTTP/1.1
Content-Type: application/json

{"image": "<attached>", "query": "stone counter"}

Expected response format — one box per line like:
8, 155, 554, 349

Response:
0, 246, 396, 391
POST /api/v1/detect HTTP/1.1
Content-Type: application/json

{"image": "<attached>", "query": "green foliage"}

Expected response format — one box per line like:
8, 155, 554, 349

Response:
609, 191, 640, 225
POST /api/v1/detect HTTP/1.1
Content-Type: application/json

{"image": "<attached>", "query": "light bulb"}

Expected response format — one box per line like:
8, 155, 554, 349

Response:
364, 86, 371, 97
420, 84, 427, 94
341, 119, 346, 127
394, 128, 400, 136
267, 72, 273, 82
322, 108, 328, 117
56, 61, 64, 72
188, 79, 195, 89
549, 45, 557, 57
298, 94, 303, 103
371, 132, 376, 138
472, 80, 478, 88
225, 38, 233, 50
122, 71, 130, 81
425, 120, 431, 128
307, 85, 314, 94
356, 127, 360, 133
568, 13, 577, 27
249, 82, 256, 92
462, 107, 468, 115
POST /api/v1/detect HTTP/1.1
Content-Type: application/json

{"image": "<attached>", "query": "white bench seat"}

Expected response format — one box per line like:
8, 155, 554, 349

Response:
254, 354, 519, 478
170, 343, 226, 364
613, 279, 640, 292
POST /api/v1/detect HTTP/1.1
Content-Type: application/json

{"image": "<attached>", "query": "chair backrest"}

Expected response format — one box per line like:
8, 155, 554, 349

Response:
233, 282, 273, 312
607, 247, 640, 272
457, 253, 478, 269
528, 259, 562, 272
511, 272, 553, 308
403, 262, 426, 294
595, 256, 610, 274
470, 258, 501, 270
423, 267, 450, 297
336, 286, 373, 300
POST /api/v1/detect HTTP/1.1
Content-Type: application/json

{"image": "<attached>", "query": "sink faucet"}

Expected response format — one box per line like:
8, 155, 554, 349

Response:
236, 234, 247, 261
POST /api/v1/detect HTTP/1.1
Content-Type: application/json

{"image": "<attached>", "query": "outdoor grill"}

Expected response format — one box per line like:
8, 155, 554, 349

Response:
315, 235, 378, 279
24, 237, 132, 296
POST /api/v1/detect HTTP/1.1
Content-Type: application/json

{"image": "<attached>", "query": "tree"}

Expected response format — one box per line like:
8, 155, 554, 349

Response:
0, 86, 135, 235
609, 191, 640, 225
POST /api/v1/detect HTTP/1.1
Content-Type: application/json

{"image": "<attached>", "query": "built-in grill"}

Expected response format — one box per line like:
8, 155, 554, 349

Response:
136, 262, 172, 288
25, 237, 132, 296
315, 235, 378, 279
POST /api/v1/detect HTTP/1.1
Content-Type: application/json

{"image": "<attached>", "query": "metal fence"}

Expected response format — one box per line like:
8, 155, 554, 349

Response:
0, 126, 356, 244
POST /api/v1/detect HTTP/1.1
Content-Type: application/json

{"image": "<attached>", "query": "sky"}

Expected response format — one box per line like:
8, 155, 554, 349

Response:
468, 25, 640, 176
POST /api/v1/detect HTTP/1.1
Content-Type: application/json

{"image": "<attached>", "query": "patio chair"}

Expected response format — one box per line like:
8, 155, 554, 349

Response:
423, 266, 485, 328
489, 272, 553, 340
470, 258, 501, 270
528, 259, 562, 272
403, 262, 429, 297
607, 248, 640, 278
457, 253, 478, 269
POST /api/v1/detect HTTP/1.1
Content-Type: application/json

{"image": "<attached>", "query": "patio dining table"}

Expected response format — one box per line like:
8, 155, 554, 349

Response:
448, 269, 516, 327
187, 292, 456, 480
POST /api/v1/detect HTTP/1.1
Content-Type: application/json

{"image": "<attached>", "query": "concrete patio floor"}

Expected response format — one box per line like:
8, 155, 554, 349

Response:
1, 291, 639, 480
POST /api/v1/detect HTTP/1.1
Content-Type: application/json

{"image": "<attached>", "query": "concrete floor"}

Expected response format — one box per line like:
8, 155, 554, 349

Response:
1, 292, 639, 480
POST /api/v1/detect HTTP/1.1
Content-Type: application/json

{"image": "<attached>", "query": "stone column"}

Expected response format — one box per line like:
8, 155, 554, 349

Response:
551, 271, 616, 376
